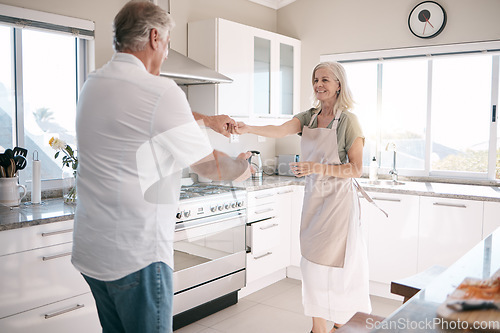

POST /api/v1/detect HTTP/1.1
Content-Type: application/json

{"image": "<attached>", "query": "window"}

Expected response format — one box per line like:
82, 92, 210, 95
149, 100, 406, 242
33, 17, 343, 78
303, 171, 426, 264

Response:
0, 4, 94, 189
323, 42, 500, 181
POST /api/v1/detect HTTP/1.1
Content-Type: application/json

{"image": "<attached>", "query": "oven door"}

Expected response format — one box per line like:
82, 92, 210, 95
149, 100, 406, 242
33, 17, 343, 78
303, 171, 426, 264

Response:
173, 210, 246, 295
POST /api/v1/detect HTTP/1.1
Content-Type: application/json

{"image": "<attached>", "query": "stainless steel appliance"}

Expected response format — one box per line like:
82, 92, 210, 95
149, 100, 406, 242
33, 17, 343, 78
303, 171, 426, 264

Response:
173, 183, 246, 329
277, 154, 300, 176
249, 151, 263, 180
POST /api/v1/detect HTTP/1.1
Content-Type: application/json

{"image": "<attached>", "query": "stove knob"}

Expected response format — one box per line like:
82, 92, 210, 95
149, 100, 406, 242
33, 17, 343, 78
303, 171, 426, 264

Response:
210, 206, 217, 213
183, 210, 191, 218
218, 205, 223, 211
176, 212, 182, 219
237, 201, 243, 207
224, 203, 230, 210
231, 202, 237, 208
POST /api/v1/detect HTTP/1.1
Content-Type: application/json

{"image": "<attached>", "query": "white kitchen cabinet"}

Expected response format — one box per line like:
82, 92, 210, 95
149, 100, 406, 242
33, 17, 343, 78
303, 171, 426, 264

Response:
0, 220, 99, 331
188, 18, 301, 122
246, 187, 293, 284
362, 193, 419, 299
0, 293, 100, 333
483, 201, 500, 238
418, 197, 483, 272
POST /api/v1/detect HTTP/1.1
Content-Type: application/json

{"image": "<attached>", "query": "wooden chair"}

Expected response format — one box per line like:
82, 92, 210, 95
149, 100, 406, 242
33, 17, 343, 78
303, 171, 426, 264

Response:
390, 265, 446, 303
335, 312, 385, 333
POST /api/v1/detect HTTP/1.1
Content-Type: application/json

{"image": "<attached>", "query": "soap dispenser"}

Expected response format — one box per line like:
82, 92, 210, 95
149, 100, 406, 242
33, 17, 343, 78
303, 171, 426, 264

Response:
369, 156, 378, 181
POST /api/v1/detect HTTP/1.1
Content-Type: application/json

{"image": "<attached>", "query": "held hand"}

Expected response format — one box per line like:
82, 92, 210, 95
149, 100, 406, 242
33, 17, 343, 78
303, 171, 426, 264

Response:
207, 115, 236, 137
289, 161, 325, 177
230, 122, 250, 135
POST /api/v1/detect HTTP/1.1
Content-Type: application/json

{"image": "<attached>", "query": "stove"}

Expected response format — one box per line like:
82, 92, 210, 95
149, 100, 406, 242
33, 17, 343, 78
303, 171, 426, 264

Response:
173, 183, 247, 329
176, 183, 246, 223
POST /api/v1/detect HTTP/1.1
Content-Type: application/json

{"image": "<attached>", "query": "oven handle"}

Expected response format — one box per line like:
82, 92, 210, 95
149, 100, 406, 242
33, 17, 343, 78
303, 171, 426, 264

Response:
175, 211, 245, 231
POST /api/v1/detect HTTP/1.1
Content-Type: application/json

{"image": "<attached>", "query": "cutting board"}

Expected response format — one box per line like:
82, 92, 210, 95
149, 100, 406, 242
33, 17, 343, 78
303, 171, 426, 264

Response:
437, 270, 500, 332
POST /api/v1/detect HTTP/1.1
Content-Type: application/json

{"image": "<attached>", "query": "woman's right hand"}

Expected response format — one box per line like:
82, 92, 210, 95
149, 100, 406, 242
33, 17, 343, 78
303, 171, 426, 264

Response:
231, 122, 250, 135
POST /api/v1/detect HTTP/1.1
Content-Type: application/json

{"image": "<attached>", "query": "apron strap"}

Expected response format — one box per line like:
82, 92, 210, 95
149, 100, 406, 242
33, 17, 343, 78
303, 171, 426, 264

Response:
308, 109, 343, 129
353, 179, 389, 218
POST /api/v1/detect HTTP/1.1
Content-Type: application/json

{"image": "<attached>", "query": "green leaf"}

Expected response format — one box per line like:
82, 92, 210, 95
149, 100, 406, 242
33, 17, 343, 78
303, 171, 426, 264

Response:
55, 151, 60, 159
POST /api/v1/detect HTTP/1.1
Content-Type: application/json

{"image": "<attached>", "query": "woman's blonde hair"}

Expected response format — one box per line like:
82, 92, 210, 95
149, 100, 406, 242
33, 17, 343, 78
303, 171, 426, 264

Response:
113, 1, 175, 52
311, 62, 355, 112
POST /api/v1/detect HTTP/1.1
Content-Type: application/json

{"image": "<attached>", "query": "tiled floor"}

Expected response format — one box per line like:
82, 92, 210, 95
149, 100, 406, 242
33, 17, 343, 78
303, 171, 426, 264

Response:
175, 278, 401, 333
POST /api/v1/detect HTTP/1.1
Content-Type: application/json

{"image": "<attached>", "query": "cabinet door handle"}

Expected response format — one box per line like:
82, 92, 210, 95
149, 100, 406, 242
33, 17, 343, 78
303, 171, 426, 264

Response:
254, 252, 273, 260
254, 208, 274, 214
41, 228, 73, 237
44, 304, 85, 319
42, 251, 72, 261
254, 193, 274, 199
260, 223, 279, 230
433, 202, 467, 208
372, 197, 401, 202
277, 190, 293, 195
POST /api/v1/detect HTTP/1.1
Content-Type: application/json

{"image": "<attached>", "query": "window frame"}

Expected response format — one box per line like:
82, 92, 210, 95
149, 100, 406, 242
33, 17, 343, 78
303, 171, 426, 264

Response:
1, 4, 94, 190
322, 41, 500, 182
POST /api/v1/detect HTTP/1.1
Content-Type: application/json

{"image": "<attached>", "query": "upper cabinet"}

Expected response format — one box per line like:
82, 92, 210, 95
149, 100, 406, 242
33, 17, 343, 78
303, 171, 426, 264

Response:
187, 18, 301, 123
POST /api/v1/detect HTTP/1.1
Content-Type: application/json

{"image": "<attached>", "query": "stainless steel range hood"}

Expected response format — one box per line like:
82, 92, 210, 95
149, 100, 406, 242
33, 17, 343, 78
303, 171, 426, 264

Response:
160, 49, 232, 85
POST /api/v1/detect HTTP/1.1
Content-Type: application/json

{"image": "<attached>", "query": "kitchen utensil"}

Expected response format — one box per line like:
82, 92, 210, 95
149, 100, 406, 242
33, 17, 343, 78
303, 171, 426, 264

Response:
14, 155, 27, 172
0, 166, 5, 178
249, 151, 263, 180
13, 146, 28, 157
0, 176, 26, 207
0, 153, 12, 172
447, 300, 500, 312
9, 158, 16, 177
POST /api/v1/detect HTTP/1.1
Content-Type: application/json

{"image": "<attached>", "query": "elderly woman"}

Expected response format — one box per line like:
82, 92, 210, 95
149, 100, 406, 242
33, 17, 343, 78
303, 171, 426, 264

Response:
232, 62, 371, 333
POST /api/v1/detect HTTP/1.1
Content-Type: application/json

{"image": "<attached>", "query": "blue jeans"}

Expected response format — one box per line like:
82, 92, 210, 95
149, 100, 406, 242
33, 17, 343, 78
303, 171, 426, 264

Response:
83, 262, 173, 333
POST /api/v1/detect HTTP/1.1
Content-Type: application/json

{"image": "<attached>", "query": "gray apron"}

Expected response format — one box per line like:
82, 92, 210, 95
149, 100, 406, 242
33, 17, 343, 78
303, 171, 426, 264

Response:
300, 110, 352, 268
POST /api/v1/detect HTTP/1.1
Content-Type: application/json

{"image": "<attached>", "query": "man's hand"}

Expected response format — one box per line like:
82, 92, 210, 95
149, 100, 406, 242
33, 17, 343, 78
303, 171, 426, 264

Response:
192, 112, 236, 138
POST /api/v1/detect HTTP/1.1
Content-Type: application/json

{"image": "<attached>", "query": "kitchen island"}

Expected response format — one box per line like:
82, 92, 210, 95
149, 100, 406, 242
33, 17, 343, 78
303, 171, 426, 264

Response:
368, 226, 500, 332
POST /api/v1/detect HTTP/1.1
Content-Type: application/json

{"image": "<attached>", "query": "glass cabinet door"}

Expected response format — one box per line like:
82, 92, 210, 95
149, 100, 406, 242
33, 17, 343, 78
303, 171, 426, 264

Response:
254, 37, 271, 115
279, 43, 294, 116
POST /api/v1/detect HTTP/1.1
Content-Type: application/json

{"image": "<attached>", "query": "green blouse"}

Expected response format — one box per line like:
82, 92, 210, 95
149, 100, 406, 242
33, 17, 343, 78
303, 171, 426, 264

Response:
293, 108, 365, 164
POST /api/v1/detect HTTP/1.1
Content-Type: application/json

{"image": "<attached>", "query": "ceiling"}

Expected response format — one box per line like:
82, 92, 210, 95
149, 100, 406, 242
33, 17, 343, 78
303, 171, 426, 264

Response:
248, 0, 297, 10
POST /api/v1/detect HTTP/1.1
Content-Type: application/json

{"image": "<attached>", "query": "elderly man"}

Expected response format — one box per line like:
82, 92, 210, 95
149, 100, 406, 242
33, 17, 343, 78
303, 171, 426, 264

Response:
71, 2, 251, 332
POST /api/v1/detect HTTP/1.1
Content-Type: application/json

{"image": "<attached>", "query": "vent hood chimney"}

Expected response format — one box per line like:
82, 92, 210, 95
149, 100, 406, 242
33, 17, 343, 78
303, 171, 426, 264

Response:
160, 49, 232, 85
154, 0, 232, 85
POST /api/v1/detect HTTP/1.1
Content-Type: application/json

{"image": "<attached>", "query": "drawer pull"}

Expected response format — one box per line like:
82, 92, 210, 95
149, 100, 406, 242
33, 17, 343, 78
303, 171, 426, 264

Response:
42, 251, 72, 261
277, 190, 293, 195
254, 193, 274, 199
254, 208, 274, 214
41, 229, 73, 237
44, 304, 85, 319
433, 202, 467, 208
254, 252, 272, 260
260, 223, 279, 230
372, 197, 401, 202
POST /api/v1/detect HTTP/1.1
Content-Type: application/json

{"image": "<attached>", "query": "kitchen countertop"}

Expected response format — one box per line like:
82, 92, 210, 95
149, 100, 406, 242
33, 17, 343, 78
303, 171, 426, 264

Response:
370, 226, 500, 332
1, 176, 498, 232
242, 176, 500, 202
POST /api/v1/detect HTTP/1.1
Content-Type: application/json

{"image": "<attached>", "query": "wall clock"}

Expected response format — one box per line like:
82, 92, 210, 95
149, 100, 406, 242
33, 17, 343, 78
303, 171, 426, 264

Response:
408, 1, 447, 39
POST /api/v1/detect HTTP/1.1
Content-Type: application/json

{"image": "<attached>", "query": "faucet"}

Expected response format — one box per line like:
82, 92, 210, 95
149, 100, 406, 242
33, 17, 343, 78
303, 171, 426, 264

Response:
385, 142, 398, 182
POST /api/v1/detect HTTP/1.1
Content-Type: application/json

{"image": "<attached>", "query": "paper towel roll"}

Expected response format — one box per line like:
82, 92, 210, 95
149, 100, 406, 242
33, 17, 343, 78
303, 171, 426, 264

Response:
32, 160, 41, 204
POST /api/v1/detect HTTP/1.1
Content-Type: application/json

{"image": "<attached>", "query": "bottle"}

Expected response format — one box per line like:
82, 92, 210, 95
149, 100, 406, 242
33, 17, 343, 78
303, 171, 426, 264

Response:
369, 156, 378, 181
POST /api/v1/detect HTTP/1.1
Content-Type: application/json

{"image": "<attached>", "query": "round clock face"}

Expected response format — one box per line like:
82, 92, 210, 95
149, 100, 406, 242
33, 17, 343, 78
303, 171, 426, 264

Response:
408, 1, 447, 39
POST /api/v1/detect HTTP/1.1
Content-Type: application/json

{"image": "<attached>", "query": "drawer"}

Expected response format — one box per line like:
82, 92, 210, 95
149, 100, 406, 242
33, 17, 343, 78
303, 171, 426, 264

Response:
0, 220, 74, 256
249, 217, 280, 257
0, 242, 89, 319
247, 201, 277, 222
247, 188, 277, 208
0, 292, 100, 333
